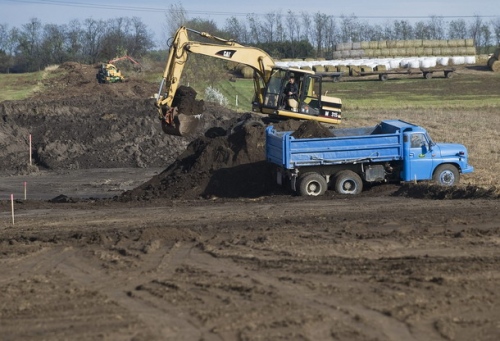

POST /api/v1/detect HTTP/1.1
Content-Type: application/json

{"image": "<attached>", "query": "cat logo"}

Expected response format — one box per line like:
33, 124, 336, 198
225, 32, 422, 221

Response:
216, 50, 236, 58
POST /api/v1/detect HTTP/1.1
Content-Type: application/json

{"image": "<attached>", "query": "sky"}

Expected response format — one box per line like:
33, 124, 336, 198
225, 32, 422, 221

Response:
1, 0, 499, 47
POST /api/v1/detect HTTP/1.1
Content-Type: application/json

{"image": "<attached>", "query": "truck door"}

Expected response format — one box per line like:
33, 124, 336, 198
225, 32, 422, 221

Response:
403, 132, 434, 181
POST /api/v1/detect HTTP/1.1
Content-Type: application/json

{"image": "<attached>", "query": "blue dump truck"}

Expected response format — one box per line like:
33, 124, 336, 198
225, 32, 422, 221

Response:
266, 119, 474, 196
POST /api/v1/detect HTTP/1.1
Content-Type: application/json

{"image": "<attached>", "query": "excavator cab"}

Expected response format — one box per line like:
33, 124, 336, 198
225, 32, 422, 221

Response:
260, 67, 342, 124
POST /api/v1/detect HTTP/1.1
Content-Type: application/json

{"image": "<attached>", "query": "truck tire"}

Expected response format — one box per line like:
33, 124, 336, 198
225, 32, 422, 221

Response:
298, 173, 327, 196
334, 170, 363, 195
433, 164, 459, 186
379, 74, 388, 81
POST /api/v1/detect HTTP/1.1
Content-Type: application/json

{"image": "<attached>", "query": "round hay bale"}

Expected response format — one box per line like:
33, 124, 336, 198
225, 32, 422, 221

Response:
380, 48, 390, 57
465, 39, 474, 47
466, 47, 476, 55
437, 57, 449, 66
450, 56, 465, 65
414, 39, 423, 47
378, 40, 387, 49
386, 40, 397, 48
325, 65, 338, 72
352, 42, 362, 50
423, 47, 433, 55
432, 47, 442, 56
313, 65, 325, 72
447, 39, 461, 47
332, 51, 342, 60
422, 40, 432, 47
301, 66, 312, 71
456, 47, 468, 55
441, 47, 452, 55
360, 41, 370, 49
369, 41, 379, 49
241, 66, 254, 78
405, 47, 416, 56
336, 42, 353, 51
341, 50, 352, 58
491, 59, 500, 72
375, 64, 387, 71
464, 56, 476, 64
415, 47, 425, 56
372, 49, 382, 57
364, 49, 375, 57
350, 49, 365, 58
403, 40, 415, 48
395, 40, 405, 48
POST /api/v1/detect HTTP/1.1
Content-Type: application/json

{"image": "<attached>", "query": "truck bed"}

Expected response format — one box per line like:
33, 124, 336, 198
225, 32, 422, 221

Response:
266, 122, 406, 169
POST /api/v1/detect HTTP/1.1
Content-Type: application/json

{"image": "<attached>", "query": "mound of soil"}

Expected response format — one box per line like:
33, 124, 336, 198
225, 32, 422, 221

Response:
291, 120, 335, 138
121, 118, 305, 200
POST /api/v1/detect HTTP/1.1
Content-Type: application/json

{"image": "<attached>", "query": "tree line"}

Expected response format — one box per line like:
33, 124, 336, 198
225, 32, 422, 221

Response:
1, 7, 500, 73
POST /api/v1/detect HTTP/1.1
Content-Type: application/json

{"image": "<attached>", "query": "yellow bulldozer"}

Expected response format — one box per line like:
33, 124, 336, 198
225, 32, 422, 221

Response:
96, 55, 141, 84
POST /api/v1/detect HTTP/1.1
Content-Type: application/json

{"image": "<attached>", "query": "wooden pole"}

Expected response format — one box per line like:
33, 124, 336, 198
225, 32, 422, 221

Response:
11, 194, 15, 226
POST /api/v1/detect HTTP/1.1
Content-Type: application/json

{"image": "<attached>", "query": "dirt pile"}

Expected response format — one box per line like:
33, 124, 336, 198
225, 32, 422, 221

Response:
0, 63, 239, 175
291, 120, 335, 138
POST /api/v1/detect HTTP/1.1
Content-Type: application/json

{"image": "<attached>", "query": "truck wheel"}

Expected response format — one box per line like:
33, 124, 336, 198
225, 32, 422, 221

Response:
379, 74, 388, 81
433, 164, 459, 186
298, 173, 327, 196
424, 72, 433, 79
445, 71, 454, 79
334, 170, 363, 195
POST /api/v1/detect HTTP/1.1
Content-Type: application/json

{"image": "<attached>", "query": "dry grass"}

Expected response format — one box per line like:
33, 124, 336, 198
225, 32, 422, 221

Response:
341, 108, 499, 193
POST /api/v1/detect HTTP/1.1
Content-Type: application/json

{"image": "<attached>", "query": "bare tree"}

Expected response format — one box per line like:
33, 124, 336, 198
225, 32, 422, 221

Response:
17, 18, 43, 71
224, 17, 248, 43
312, 12, 329, 57
448, 19, 468, 39
492, 18, 500, 46
163, 3, 188, 48
262, 12, 276, 43
469, 15, 484, 48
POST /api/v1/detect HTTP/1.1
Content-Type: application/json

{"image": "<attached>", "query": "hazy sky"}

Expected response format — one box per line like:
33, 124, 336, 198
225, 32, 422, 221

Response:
1, 0, 498, 46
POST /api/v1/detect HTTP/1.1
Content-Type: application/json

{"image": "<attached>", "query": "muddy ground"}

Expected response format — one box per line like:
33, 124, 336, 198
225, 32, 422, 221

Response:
0, 62, 499, 341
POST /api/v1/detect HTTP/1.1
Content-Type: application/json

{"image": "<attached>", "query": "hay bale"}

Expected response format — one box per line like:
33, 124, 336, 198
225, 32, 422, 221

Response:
352, 42, 362, 50
395, 40, 406, 48
313, 65, 325, 72
349, 65, 361, 76
423, 47, 434, 55
440, 47, 452, 55
241, 66, 254, 78
380, 48, 391, 57
332, 51, 342, 59
488, 56, 500, 72
301, 66, 312, 71
405, 47, 416, 56
336, 42, 353, 51
350, 49, 365, 58
337, 65, 350, 73
432, 47, 442, 56
415, 47, 425, 56
447, 39, 462, 47
360, 65, 373, 72
364, 49, 375, 57
360, 41, 370, 49
375, 64, 387, 71
491, 59, 500, 72
325, 65, 338, 72
466, 47, 477, 55
341, 50, 352, 58
465, 39, 474, 47
369, 41, 379, 49
378, 40, 387, 49
386, 40, 397, 48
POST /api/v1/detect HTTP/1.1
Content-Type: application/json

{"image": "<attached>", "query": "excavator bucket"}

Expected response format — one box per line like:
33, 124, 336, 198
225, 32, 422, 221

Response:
161, 110, 202, 137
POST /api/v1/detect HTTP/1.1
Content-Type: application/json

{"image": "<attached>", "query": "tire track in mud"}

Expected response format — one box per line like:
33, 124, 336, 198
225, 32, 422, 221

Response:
1, 243, 213, 340
175, 244, 417, 341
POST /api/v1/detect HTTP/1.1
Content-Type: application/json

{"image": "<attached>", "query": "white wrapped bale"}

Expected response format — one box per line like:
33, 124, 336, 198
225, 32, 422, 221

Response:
464, 56, 476, 64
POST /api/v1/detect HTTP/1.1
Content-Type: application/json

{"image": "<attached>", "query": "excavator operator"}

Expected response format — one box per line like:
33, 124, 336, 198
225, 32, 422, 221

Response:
283, 76, 298, 110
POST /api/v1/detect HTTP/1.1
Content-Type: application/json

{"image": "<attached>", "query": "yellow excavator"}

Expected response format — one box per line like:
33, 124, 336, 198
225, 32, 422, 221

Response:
155, 26, 342, 136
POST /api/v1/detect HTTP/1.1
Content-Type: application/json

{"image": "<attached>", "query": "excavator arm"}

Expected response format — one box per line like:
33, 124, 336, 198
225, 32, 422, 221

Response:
155, 26, 275, 136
